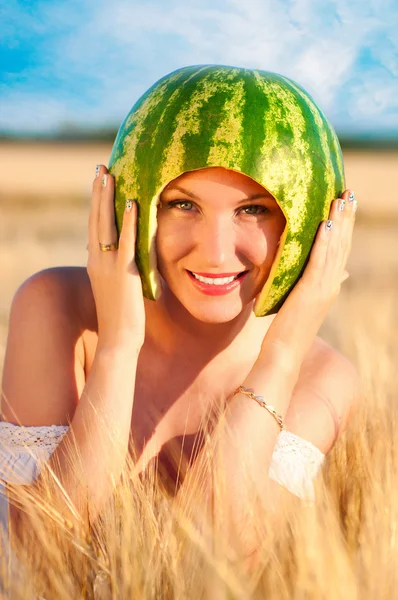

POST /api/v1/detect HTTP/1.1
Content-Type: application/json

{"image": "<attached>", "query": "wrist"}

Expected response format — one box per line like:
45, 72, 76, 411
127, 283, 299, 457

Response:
243, 364, 297, 394
232, 386, 287, 431
254, 347, 301, 382
240, 355, 299, 407
95, 342, 142, 361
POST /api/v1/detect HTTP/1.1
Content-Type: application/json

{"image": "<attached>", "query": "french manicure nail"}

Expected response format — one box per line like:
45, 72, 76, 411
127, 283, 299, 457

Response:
125, 199, 133, 212
339, 199, 346, 212
326, 220, 333, 231
349, 191, 355, 202
102, 174, 107, 187
353, 200, 358, 213
95, 164, 100, 178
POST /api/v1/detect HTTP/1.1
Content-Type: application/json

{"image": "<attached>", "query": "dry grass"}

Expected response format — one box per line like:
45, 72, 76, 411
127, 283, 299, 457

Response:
0, 146, 398, 598
1, 142, 397, 218
1, 293, 398, 598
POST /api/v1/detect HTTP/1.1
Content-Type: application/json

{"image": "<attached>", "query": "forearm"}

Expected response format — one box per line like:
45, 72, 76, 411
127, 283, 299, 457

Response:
174, 359, 298, 562
34, 346, 139, 524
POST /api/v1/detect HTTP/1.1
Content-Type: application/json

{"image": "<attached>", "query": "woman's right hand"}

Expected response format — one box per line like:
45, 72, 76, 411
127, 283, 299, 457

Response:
86, 164, 146, 352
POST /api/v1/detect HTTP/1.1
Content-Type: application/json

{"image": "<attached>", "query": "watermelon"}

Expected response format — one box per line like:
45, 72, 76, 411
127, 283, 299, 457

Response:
108, 65, 345, 317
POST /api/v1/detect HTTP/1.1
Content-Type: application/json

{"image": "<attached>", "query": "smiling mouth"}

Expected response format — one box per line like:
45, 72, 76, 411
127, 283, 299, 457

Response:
187, 270, 248, 286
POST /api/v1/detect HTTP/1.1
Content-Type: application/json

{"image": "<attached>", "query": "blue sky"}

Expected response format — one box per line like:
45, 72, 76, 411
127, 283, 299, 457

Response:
2, 0, 398, 137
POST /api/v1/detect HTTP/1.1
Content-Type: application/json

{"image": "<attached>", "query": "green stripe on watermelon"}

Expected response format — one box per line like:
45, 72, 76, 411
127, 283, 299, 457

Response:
108, 65, 345, 316
239, 71, 268, 177
110, 67, 206, 297
251, 74, 316, 313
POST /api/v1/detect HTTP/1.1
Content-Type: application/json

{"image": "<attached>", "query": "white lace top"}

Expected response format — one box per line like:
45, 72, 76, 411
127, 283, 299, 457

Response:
0, 421, 325, 533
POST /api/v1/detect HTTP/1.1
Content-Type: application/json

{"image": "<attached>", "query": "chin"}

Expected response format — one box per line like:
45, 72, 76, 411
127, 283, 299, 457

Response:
181, 297, 250, 324
191, 310, 240, 325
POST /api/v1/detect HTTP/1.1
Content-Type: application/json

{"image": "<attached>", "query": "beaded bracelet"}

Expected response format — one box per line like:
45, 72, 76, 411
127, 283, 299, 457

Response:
233, 386, 286, 431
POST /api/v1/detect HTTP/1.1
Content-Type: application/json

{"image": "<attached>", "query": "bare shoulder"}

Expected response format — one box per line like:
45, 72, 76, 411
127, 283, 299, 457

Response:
12, 265, 96, 330
1, 266, 96, 426
286, 337, 362, 455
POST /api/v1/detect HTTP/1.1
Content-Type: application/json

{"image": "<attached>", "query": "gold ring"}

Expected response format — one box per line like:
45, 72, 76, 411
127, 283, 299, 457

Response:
99, 242, 118, 252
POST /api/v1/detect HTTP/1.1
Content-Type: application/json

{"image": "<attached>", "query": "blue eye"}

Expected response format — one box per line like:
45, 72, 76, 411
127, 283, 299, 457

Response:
240, 205, 269, 215
164, 200, 269, 215
168, 200, 194, 211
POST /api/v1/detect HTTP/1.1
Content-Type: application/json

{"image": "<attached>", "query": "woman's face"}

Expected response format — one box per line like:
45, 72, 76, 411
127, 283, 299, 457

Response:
156, 167, 286, 323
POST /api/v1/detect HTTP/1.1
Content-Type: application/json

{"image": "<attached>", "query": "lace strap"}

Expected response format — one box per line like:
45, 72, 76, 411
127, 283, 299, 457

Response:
0, 422, 325, 502
274, 430, 325, 472
0, 422, 69, 485
269, 430, 325, 503
0, 421, 69, 454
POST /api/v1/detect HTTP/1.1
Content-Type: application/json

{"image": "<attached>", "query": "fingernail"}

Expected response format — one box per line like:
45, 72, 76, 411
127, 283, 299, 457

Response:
349, 191, 355, 202
339, 199, 346, 212
102, 174, 107, 187
125, 199, 133, 212
353, 200, 358, 213
326, 220, 333, 231
95, 164, 100, 178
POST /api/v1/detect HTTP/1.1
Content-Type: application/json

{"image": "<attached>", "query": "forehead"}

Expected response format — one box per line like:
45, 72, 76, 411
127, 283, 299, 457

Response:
163, 166, 274, 198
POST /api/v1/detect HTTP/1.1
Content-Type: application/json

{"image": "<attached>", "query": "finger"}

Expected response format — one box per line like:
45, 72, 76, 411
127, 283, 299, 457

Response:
304, 217, 331, 278
338, 189, 356, 218
323, 191, 355, 288
88, 164, 105, 251
338, 189, 356, 262
328, 189, 352, 223
304, 195, 343, 286
118, 199, 138, 265
346, 189, 357, 223
98, 172, 118, 248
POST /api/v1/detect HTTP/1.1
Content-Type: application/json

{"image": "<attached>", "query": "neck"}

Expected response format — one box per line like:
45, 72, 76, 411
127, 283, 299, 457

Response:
145, 286, 262, 361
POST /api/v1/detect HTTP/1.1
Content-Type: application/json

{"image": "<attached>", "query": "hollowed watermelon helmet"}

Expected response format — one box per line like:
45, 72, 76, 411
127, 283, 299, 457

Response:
108, 64, 345, 316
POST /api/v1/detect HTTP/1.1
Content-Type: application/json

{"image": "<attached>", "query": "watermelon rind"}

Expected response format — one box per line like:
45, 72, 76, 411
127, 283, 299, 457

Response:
109, 64, 345, 316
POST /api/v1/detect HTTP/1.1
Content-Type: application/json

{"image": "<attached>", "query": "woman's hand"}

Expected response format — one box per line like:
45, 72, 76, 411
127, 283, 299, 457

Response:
258, 189, 357, 374
87, 165, 146, 352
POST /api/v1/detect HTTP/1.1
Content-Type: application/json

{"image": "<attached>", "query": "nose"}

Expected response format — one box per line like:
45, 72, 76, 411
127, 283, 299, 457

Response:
195, 216, 236, 268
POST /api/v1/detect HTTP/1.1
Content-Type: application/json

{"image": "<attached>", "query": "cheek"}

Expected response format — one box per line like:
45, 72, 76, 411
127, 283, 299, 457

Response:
240, 233, 268, 265
262, 216, 286, 260
237, 224, 280, 266
156, 219, 194, 267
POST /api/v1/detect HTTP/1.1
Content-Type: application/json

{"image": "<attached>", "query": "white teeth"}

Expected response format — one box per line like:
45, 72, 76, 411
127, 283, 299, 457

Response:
191, 272, 238, 285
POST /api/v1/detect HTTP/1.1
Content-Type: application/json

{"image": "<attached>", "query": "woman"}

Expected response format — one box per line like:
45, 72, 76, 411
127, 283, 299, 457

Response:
0, 66, 361, 563
0, 163, 359, 550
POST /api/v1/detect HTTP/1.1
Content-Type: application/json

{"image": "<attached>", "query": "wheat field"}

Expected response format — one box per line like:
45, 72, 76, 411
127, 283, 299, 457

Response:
0, 143, 397, 598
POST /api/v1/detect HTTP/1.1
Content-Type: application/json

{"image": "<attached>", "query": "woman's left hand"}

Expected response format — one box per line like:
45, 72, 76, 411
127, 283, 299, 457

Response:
257, 189, 357, 375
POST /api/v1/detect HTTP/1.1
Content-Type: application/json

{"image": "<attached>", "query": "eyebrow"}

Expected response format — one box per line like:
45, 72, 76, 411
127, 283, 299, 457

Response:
163, 185, 274, 204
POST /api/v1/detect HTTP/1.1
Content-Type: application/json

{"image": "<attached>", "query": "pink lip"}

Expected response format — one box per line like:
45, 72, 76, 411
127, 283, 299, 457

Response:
186, 270, 248, 296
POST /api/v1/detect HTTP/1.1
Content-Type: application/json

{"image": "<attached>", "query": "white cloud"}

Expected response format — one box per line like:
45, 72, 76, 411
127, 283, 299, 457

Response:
294, 41, 356, 108
349, 74, 398, 126
2, 0, 397, 133
0, 93, 70, 133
